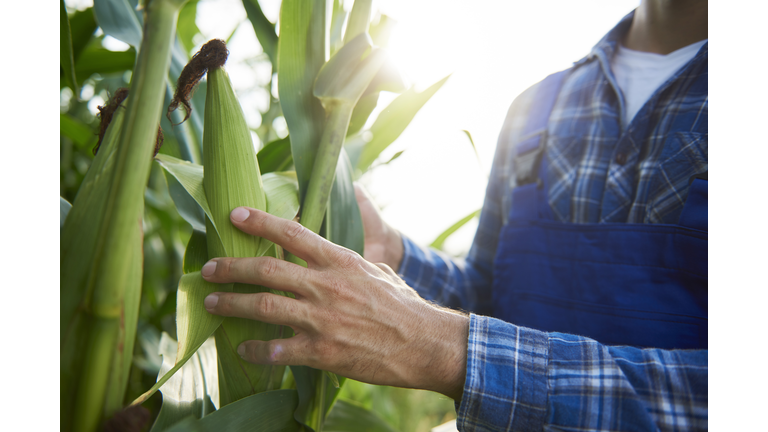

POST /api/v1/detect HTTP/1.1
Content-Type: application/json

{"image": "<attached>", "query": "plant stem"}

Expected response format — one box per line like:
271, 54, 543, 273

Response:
300, 102, 355, 234
71, 1, 188, 430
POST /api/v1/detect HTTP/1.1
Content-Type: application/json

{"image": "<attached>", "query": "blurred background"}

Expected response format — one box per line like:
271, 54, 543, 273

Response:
60, 0, 639, 430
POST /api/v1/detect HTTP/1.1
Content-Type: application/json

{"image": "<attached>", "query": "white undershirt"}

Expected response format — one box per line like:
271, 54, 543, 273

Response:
610, 40, 707, 126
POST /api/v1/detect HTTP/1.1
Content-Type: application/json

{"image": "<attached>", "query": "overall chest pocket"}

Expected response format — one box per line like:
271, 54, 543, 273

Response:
645, 131, 708, 224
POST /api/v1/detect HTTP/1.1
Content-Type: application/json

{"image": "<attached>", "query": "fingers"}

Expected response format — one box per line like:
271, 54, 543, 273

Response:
353, 183, 370, 206
202, 256, 315, 298
205, 291, 311, 328
237, 334, 311, 366
229, 207, 338, 266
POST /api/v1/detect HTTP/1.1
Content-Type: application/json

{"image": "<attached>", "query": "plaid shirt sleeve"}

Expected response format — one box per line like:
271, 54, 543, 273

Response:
397, 236, 493, 315
457, 314, 708, 432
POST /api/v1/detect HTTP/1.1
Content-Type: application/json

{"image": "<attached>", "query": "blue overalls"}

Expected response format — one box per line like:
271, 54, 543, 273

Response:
492, 71, 708, 350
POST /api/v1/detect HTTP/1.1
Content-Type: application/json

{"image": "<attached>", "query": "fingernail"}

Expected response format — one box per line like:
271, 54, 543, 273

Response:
271, 344, 282, 362
204, 293, 219, 309
231, 207, 250, 223
237, 344, 246, 357
201, 261, 217, 277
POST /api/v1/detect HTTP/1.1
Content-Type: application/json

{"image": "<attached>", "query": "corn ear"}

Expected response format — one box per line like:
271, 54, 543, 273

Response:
203, 66, 267, 258
61, 102, 134, 432
202, 64, 288, 406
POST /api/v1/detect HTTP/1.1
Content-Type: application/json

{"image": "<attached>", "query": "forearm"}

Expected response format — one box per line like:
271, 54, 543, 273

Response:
458, 315, 708, 432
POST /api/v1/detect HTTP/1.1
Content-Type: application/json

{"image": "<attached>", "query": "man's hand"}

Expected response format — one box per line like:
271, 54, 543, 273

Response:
354, 184, 404, 271
201, 207, 469, 400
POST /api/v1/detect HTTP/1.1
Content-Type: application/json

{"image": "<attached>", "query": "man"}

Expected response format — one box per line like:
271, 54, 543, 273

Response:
200, 0, 708, 430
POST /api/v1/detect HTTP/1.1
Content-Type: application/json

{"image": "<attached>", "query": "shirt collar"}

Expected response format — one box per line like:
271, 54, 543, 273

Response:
574, 10, 636, 67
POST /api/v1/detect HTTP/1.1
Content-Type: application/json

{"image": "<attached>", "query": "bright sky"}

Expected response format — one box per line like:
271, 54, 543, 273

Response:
69, 0, 641, 255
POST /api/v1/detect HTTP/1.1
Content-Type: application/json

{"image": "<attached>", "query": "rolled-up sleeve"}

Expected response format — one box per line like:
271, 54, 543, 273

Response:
457, 314, 708, 432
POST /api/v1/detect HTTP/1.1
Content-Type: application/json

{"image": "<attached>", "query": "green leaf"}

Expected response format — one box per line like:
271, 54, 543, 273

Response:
313, 33, 387, 109
60, 113, 95, 149
301, 34, 392, 235
74, 46, 136, 84
342, 0, 371, 45
430, 209, 481, 251
183, 230, 208, 274
163, 79, 202, 164
69, 7, 98, 62
347, 58, 407, 138
347, 92, 378, 137
154, 154, 224, 250
461, 129, 484, 173
164, 171, 206, 232
60, 197, 72, 230
149, 333, 218, 432
381, 150, 404, 166
325, 399, 397, 432
368, 14, 396, 48
326, 149, 364, 255
93, 0, 143, 49
177, 0, 201, 54
157, 155, 302, 254
255, 171, 301, 258
290, 366, 346, 431
242, 0, 278, 64
61, 0, 79, 95
346, 16, 406, 137
225, 21, 241, 45
329, 0, 347, 56
277, 0, 328, 203
352, 75, 450, 173
165, 389, 303, 431
162, 417, 199, 432
362, 55, 408, 96
134, 272, 231, 406
263, 171, 301, 221
257, 136, 293, 174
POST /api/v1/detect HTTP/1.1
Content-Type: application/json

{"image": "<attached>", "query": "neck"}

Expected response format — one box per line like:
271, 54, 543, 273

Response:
623, 0, 708, 54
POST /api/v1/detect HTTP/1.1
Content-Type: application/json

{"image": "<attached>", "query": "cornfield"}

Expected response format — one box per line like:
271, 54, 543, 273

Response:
60, 0, 465, 430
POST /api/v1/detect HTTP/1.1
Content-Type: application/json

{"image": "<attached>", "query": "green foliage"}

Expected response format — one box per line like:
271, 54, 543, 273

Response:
338, 381, 456, 432
351, 75, 451, 174
430, 209, 481, 251
325, 399, 396, 432
276, 0, 327, 203
60, 0, 461, 430
60, 0, 79, 94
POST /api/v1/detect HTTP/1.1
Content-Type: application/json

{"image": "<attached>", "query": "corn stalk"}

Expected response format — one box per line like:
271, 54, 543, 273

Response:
60, 1, 188, 431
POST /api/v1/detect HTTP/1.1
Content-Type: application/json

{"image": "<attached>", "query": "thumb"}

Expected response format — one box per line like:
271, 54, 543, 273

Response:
354, 183, 384, 238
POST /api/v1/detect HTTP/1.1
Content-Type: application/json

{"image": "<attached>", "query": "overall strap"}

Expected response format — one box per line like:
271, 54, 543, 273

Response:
509, 69, 570, 221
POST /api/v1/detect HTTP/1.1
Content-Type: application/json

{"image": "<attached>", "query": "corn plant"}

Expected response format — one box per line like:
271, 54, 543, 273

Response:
60, 1, 190, 431
60, 0, 450, 430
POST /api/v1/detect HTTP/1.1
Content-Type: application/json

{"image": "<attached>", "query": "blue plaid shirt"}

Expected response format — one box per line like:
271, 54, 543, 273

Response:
397, 12, 708, 432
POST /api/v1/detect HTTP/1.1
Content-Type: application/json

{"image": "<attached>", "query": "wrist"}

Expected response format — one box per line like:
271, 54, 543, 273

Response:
411, 306, 469, 400
383, 225, 404, 271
